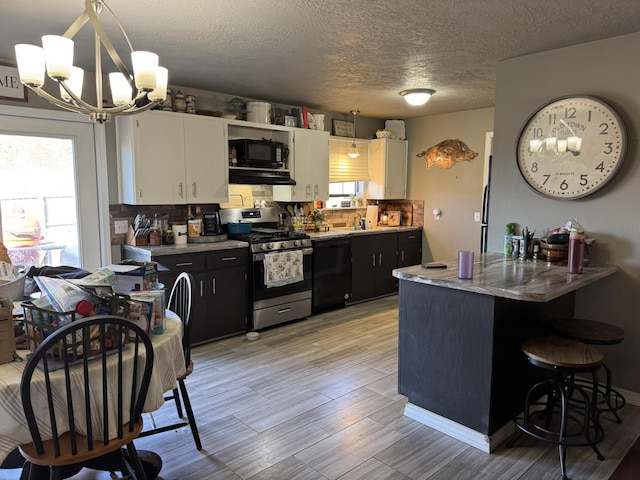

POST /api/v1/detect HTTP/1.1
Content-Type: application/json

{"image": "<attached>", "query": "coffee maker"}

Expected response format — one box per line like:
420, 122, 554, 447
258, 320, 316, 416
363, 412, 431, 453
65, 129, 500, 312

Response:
202, 212, 222, 235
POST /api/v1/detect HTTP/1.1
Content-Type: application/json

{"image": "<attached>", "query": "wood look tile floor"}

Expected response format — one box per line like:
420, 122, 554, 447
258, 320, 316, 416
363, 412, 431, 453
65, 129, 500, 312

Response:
3, 295, 639, 479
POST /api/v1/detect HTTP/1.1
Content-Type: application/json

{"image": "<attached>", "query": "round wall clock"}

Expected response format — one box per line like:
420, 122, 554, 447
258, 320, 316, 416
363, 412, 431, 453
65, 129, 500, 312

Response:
516, 95, 626, 200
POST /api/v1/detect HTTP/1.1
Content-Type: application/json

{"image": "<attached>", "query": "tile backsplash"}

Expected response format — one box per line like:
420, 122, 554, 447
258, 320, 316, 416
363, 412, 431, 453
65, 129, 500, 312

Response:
110, 185, 423, 245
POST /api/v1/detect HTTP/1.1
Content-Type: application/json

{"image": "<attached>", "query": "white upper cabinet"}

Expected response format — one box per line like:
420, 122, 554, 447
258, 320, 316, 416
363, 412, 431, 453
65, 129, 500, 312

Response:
184, 115, 228, 203
273, 128, 329, 202
117, 111, 228, 205
367, 138, 408, 199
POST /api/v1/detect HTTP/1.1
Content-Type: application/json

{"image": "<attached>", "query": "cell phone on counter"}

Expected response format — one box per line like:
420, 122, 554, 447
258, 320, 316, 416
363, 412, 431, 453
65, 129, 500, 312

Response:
421, 262, 447, 269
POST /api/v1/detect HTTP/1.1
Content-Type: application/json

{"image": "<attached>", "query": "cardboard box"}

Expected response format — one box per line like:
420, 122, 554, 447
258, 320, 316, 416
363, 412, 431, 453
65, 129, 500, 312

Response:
0, 298, 15, 364
130, 290, 166, 334
114, 273, 159, 294
107, 261, 163, 294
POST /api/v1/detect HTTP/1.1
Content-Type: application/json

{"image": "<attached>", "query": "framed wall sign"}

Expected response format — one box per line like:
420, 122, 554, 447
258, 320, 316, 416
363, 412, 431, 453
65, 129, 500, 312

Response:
333, 119, 354, 137
0, 62, 28, 101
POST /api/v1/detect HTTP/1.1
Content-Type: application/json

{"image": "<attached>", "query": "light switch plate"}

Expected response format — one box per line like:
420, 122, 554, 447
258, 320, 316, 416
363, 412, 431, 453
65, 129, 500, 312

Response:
474, 212, 481, 222
114, 220, 129, 234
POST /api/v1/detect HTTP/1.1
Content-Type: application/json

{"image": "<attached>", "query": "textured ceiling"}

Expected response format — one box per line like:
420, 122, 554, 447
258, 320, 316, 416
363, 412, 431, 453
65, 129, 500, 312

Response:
2, 0, 640, 118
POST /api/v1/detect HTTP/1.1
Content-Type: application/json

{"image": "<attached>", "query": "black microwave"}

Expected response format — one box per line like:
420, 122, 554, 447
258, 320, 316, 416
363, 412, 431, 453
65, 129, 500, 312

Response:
229, 138, 287, 169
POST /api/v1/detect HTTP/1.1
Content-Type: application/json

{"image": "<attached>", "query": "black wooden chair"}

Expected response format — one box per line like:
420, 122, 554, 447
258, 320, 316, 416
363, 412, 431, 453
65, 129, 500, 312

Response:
141, 272, 202, 450
18, 315, 154, 480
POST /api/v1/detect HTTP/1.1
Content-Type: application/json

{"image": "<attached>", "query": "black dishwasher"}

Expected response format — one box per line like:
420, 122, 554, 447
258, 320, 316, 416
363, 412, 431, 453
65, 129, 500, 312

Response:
312, 237, 352, 313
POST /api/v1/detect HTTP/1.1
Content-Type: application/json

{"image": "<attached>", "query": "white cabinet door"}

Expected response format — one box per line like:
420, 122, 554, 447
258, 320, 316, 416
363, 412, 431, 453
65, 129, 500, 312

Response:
118, 111, 228, 205
184, 115, 228, 204
273, 129, 329, 202
368, 138, 408, 199
118, 111, 186, 205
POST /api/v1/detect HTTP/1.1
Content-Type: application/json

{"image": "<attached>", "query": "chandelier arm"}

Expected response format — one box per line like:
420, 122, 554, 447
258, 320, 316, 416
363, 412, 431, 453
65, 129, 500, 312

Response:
118, 101, 157, 115
99, 1, 135, 52
85, 0, 136, 90
58, 79, 100, 112
27, 86, 91, 114
59, 76, 156, 115
62, 10, 90, 39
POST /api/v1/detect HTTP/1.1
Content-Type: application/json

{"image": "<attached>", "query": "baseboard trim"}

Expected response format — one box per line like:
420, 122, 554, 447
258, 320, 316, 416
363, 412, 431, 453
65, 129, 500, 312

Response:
404, 387, 640, 453
403, 403, 514, 453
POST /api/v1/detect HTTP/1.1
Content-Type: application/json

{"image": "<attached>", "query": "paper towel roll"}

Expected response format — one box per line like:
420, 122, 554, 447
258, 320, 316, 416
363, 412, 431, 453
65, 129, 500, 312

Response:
174, 224, 188, 244
365, 205, 379, 229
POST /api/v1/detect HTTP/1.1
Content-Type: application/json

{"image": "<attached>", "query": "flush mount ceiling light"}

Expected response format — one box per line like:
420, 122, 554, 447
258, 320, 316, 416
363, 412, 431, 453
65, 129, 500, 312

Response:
400, 88, 435, 106
348, 109, 360, 158
14, 0, 168, 123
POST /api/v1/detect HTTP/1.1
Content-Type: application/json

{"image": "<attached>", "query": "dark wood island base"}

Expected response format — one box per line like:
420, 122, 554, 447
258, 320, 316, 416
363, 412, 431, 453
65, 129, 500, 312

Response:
393, 253, 618, 452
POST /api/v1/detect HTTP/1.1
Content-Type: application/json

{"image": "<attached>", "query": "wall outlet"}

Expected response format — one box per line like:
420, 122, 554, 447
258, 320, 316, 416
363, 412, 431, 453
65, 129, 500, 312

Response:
114, 220, 129, 234
474, 212, 481, 222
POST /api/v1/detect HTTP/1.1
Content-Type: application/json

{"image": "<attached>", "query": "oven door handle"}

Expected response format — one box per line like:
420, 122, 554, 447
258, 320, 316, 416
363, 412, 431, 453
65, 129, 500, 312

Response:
253, 247, 313, 262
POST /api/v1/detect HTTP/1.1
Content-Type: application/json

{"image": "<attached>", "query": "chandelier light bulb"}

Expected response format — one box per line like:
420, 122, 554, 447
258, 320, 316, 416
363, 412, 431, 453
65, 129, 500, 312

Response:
148, 66, 168, 101
109, 72, 133, 106
131, 51, 158, 91
42, 35, 74, 80
60, 66, 84, 102
14, 44, 45, 87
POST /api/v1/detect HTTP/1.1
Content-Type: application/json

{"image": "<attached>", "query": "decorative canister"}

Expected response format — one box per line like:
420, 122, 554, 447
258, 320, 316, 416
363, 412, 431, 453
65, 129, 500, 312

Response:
173, 91, 186, 113
185, 95, 196, 114
161, 89, 173, 111
246, 101, 271, 124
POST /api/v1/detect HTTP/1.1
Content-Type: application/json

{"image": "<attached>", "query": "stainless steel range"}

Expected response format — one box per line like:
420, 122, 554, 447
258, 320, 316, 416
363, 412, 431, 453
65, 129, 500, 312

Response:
220, 207, 312, 331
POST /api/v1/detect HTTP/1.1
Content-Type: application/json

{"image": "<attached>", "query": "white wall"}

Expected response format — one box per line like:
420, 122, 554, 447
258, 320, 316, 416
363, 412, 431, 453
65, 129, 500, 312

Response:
405, 108, 494, 261
491, 32, 640, 394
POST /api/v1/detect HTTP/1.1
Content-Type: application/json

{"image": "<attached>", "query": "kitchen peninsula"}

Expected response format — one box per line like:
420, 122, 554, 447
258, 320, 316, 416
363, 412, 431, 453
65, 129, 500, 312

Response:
392, 252, 618, 452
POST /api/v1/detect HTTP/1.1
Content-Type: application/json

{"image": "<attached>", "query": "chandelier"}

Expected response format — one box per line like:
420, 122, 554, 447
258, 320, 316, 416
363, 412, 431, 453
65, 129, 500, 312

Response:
14, 0, 168, 123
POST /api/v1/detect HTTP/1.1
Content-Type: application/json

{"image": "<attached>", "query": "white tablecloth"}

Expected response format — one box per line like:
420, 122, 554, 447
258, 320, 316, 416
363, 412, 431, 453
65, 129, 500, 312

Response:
0, 311, 185, 463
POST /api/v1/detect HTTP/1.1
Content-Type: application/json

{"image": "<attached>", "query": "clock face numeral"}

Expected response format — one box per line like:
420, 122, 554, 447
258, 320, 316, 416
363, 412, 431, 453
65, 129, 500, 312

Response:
516, 96, 626, 200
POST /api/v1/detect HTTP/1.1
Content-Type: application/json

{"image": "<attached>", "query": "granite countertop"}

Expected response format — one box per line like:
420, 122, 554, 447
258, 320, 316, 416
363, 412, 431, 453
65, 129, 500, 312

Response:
122, 240, 249, 257
122, 226, 421, 255
393, 252, 618, 302
307, 225, 422, 240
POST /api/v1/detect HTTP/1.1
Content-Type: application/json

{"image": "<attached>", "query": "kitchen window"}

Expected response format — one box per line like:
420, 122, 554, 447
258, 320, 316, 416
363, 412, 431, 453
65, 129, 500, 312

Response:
327, 181, 364, 208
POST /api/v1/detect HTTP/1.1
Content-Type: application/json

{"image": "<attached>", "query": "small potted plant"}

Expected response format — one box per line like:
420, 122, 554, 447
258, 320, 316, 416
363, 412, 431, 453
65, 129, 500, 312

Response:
309, 209, 326, 229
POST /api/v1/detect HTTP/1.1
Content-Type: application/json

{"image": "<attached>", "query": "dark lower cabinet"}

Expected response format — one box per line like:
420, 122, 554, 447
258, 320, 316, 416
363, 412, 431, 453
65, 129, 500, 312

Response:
351, 233, 398, 302
128, 247, 248, 345
397, 231, 422, 267
197, 249, 248, 342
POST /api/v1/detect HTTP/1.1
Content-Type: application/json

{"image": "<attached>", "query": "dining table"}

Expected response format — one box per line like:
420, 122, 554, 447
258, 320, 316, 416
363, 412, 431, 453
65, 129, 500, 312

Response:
0, 310, 186, 469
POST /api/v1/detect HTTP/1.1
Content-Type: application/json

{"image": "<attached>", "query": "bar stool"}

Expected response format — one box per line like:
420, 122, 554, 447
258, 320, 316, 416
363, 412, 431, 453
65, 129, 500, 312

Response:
551, 318, 626, 423
507, 337, 605, 480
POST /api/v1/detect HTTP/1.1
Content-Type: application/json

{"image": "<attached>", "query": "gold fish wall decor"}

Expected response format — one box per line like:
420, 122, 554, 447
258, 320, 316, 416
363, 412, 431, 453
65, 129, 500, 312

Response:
417, 139, 478, 170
